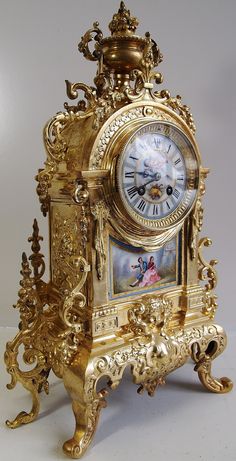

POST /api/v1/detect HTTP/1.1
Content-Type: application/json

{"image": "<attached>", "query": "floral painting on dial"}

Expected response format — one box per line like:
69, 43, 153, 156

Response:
109, 235, 180, 299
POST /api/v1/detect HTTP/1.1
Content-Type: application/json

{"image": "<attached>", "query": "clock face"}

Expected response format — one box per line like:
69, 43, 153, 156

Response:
117, 121, 199, 229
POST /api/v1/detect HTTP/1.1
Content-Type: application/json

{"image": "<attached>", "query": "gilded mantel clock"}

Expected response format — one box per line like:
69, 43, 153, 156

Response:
4, 2, 232, 459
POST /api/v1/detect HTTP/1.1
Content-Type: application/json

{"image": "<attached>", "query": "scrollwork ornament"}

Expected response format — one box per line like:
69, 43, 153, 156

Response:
4, 221, 91, 429
155, 90, 196, 134
91, 201, 109, 280
189, 168, 209, 259
198, 238, 218, 292
125, 32, 163, 102
198, 237, 218, 319
65, 77, 126, 130
4, 244, 49, 428
37, 110, 82, 216
189, 199, 204, 260
65, 80, 97, 113
80, 323, 233, 414
59, 256, 90, 330
78, 21, 103, 62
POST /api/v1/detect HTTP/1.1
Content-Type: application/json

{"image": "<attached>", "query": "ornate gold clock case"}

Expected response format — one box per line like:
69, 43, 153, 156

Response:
4, 3, 233, 459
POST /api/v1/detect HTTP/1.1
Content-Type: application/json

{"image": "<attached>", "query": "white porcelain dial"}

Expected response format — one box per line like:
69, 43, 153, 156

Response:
117, 121, 199, 229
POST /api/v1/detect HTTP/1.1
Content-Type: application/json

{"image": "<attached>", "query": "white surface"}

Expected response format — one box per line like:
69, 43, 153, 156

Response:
1, 327, 235, 461
0, 0, 236, 329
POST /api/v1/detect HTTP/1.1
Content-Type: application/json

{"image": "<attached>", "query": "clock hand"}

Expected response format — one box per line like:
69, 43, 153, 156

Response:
136, 177, 159, 195
135, 171, 155, 178
141, 177, 158, 188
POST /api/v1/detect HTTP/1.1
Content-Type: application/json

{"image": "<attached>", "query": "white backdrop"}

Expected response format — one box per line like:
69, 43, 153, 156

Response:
0, 0, 236, 329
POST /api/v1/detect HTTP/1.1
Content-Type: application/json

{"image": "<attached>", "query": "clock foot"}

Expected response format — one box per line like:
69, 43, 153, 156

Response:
4, 329, 50, 429
63, 353, 109, 459
63, 396, 107, 459
6, 395, 40, 429
192, 341, 233, 394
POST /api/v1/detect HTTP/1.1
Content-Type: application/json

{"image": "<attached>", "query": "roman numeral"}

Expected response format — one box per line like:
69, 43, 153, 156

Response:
177, 175, 184, 181
137, 199, 146, 212
127, 186, 138, 199
167, 144, 171, 153
173, 188, 180, 199
153, 204, 158, 215
125, 171, 135, 178
174, 158, 181, 166
129, 156, 138, 161
166, 201, 171, 210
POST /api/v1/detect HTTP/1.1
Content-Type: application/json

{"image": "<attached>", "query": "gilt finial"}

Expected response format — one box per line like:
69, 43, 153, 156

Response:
109, 2, 139, 36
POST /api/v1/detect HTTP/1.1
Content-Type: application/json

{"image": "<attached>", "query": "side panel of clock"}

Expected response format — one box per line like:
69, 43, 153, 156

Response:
50, 202, 85, 291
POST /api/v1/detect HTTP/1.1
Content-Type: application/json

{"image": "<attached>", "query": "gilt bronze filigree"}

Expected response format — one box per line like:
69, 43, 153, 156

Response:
4, 2, 232, 459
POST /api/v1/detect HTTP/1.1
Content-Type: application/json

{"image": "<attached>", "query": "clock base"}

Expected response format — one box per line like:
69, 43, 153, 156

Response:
5, 317, 233, 458
4, 221, 233, 459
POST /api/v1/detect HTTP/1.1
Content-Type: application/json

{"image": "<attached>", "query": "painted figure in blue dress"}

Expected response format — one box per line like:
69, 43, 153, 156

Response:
130, 256, 147, 287
130, 256, 161, 288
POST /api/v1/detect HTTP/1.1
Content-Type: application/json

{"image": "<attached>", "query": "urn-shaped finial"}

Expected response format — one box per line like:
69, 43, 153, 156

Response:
109, 1, 139, 36
78, 3, 162, 77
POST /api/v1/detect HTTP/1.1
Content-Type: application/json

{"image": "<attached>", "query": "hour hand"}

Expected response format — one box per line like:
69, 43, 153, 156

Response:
136, 177, 158, 195
135, 170, 154, 178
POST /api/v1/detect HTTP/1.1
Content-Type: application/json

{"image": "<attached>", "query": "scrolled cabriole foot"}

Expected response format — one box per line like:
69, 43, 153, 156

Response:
63, 390, 108, 459
6, 392, 40, 429
192, 337, 233, 394
4, 339, 48, 428
63, 353, 110, 460
194, 354, 233, 394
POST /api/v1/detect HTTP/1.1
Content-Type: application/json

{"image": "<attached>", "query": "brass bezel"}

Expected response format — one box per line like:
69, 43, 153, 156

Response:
93, 101, 201, 249
116, 120, 199, 229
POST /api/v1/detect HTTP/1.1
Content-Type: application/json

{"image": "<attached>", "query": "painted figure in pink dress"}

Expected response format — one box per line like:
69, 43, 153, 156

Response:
139, 256, 161, 287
